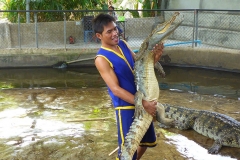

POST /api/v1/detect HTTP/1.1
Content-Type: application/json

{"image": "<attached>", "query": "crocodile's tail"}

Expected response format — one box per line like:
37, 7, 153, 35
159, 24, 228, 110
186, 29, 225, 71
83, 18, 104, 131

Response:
120, 91, 153, 159
120, 114, 153, 159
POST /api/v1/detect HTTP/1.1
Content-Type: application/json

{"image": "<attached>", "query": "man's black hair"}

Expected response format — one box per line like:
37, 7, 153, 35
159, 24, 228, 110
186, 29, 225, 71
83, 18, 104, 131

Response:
108, 5, 114, 10
93, 13, 115, 34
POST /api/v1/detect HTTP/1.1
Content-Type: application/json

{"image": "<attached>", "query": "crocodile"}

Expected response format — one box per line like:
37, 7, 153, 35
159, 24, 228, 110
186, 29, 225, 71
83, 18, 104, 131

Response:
120, 12, 184, 159
160, 103, 240, 154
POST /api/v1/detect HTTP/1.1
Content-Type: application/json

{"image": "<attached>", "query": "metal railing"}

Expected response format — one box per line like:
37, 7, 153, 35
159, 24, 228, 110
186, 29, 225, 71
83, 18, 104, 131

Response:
0, 9, 240, 51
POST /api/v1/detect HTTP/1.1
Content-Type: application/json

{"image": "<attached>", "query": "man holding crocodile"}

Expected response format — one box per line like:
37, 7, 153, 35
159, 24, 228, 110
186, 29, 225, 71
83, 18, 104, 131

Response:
93, 13, 164, 160
93, 11, 240, 159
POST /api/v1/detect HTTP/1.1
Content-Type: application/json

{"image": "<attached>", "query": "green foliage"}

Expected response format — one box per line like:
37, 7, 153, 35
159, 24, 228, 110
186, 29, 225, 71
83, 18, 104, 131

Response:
1, 0, 163, 22
127, 9, 140, 18
0, 82, 14, 89
142, 0, 154, 17
117, 0, 162, 18
0, 0, 107, 22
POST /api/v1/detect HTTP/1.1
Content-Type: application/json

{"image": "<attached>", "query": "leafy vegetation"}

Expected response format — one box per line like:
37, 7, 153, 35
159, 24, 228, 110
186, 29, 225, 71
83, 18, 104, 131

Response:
0, 0, 108, 22
123, 0, 163, 18
0, 0, 163, 22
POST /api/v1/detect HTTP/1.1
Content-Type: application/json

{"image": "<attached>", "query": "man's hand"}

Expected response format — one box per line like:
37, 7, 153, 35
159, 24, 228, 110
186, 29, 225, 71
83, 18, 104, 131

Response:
152, 42, 164, 64
142, 100, 157, 116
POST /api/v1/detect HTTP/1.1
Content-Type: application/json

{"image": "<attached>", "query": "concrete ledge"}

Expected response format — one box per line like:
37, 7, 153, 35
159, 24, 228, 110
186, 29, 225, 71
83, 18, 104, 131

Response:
162, 47, 240, 72
0, 48, 97, 68
1, 47, 240, 73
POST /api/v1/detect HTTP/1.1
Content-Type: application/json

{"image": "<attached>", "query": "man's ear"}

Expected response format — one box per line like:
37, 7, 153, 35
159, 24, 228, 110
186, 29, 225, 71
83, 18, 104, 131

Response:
96, 33, 102, 40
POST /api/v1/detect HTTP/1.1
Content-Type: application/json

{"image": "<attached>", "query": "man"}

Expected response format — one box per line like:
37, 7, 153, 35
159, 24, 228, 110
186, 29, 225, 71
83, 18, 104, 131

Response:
108, 5, 127, 41
108, 5, 118, 20
93, 13, 164, 160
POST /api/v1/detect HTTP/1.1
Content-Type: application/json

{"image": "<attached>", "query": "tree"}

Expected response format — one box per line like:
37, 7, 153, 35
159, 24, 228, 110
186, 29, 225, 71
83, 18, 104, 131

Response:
0, 0, 108, 22
142, 0, 163, 17
119, 0, 163, 18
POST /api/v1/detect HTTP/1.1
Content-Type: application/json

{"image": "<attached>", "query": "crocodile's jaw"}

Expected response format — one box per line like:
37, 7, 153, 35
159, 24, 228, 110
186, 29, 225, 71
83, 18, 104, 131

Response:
136, 12, 184, 61
148, 13, 184, 50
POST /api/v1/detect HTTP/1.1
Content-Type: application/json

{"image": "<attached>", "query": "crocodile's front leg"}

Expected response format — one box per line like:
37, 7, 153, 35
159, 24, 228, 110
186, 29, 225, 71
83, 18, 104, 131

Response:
156, 103, 175, 126
154, 62, 165, 78
208, 139, 223, 154
134, 91, 147, 118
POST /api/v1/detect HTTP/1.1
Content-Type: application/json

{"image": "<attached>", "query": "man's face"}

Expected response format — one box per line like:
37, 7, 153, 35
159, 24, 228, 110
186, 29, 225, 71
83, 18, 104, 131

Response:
108, 7, 113, 15
96, 21, 119, 47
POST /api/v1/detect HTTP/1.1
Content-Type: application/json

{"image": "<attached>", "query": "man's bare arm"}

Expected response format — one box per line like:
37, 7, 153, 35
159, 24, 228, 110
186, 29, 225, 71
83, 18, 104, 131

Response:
96, 50, 161, 116
95, 56, 135, 105
130, 42, 164, 63
152, 42, 164, 64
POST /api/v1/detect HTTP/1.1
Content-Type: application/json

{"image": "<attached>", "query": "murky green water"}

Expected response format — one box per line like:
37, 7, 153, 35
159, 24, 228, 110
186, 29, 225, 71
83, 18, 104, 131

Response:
0, 67, 239, 160
1, 66, 240, 99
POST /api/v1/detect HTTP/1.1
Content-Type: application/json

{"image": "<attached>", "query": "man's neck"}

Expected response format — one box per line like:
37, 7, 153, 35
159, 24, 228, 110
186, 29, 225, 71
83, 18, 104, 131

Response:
102, 44, 122, 55
102, 43, 118, 50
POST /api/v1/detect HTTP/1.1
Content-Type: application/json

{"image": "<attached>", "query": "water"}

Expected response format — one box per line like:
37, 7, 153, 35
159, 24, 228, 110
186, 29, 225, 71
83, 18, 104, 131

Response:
0, 66, 239, 160
1, 66, 240, 99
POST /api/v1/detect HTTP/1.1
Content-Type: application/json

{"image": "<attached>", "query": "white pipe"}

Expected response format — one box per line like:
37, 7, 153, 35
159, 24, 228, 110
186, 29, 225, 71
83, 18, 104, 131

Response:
26, 0, 30, 23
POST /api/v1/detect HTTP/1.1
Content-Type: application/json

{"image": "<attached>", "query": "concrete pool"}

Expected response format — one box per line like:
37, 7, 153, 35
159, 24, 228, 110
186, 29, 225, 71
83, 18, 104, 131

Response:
0, 67, 239, 160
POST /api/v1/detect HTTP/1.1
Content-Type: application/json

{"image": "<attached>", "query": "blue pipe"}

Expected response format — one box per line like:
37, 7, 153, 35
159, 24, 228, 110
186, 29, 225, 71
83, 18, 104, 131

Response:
132, 40, 201, 53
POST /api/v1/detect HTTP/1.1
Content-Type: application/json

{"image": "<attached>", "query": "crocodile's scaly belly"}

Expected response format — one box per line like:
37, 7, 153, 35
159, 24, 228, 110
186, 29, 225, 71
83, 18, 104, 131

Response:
143, 57, 159, 101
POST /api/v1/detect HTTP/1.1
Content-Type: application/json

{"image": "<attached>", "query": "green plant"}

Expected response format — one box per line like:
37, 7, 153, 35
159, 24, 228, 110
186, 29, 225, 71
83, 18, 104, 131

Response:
0, 0, 108, 23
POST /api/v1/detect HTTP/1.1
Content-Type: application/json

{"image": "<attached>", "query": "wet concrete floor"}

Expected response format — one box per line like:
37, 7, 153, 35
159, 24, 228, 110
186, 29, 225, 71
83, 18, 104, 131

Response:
0, 67, 239, 160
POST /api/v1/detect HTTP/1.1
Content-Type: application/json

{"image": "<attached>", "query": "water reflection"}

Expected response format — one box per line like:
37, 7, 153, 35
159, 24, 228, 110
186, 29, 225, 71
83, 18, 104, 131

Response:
157, 67, 240, 100
166, 133, 236, 160
1, 66, 240, 99
0, 67, 239, 159
0, 88, 116, 159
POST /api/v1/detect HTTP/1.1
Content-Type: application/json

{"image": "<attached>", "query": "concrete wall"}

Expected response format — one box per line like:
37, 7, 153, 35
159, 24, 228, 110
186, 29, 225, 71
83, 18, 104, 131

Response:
0, 23, 11, 48
0, 48, 97, 68
168, 0, 200, 9
165, 11, 240, 49
1, 47, 240, 73
1, 12, 240, 71
125, 17, 159, 38
162, 47, 240, 73
168, 0, 240, 9
1, 12, 240, 50
0, 21, 84, 48
0, 17, 157, 49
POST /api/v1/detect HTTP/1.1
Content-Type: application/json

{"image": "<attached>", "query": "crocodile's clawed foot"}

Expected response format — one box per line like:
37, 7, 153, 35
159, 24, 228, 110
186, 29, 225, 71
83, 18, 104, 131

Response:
168, 119, 177, 126
134, 91, 146, 118
155, 102, 180, 128
157, 119, 177, 128
158, 123, 169, 128
208, 140, 222, 154
171, 119, 181, 128
159, 119, 180, 128
163, 118, 176, 126
154, 62, 165, 78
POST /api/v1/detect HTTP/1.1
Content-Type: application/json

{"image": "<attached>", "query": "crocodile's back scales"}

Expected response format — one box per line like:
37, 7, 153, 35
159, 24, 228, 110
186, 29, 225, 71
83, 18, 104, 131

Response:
193, 111, 240, 147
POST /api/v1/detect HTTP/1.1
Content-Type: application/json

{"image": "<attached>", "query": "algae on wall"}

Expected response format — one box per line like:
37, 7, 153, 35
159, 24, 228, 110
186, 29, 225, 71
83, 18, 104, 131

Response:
0, 23, 11, 48
168, 0, 240, 10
